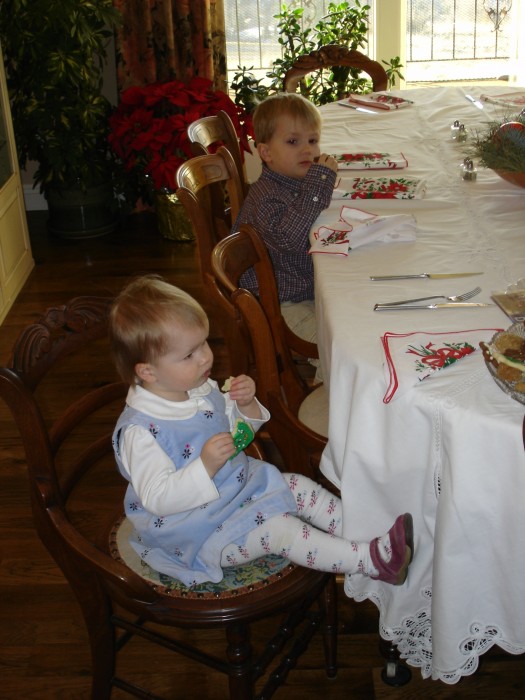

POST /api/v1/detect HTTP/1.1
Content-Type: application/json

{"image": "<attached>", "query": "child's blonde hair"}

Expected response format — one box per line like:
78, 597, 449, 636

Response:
253, 92, 322, 145
109, 275, 209, 385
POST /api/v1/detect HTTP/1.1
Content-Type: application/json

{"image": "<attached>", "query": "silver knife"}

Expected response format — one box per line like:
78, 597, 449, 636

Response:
337, 102, 378, 115
465, 94, 484, 110
370, 273, 483, 280
374, 302, 492, 311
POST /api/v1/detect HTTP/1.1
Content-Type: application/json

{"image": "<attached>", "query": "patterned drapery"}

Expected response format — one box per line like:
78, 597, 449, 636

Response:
112, 0, 227, 92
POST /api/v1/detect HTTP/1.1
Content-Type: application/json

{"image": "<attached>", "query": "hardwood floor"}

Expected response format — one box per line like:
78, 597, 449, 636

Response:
1, 211, 524, 699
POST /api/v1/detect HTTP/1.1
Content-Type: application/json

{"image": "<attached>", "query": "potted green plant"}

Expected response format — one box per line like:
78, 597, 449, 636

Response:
0, 0, 124, 238
231, 1, 404, 113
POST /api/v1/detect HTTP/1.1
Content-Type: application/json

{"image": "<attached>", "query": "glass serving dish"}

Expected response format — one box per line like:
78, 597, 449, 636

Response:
480, 322, 525, 405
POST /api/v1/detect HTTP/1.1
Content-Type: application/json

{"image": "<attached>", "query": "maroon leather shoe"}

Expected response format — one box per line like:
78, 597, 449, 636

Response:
370, 513, 414, 585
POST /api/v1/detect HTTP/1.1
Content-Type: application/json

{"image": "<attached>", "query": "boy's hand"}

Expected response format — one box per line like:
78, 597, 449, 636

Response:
201, 432, 235, 477
317, 153, 338, 174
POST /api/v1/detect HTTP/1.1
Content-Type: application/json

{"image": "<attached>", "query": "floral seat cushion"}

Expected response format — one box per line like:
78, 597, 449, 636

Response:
109, 515, 294, 599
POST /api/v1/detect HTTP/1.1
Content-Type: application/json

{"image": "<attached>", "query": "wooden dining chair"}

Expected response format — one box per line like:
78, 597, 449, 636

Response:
176, 146, 250, 376
0, 295, 338, 700
187, 109, 250, 198
211, 224, 330, 485
283, 44, 388, 97
211, 230, 416, 686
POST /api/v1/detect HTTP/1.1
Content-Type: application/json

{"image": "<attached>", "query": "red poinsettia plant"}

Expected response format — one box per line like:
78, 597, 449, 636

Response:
108, 77, 253, 205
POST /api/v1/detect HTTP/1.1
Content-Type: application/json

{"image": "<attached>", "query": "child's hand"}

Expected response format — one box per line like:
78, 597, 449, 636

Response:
227, 374, 262, 421
227, 374, 256, 407
201, 432, 235, 477
317, 153, 338, 174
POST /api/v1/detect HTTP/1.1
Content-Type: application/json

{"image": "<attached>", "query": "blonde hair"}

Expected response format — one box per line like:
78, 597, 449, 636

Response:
109, 275, 209, 385
253, 92, 322, 145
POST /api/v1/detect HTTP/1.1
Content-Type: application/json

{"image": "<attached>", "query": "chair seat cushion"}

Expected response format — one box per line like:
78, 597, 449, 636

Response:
298, 384, 329, 438
110, 515, 294, 599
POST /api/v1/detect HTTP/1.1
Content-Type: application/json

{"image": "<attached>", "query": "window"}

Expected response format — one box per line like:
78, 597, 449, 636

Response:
223, 0, 520, 87
406, 0, 516, 82
223, 1, 344, 86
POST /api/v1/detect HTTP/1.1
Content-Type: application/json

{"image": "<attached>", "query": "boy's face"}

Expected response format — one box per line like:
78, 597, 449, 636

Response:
135, 323, 214, 402
257, 115, 321, 179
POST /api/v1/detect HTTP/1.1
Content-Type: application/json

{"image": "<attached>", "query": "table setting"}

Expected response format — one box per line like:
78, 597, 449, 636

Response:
331, 152, 408, 170
311, 84, 525, 683
309, 206, 417, 255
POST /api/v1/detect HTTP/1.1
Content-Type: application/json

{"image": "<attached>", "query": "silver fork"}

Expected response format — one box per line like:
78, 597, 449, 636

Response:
376, 286, 482, 307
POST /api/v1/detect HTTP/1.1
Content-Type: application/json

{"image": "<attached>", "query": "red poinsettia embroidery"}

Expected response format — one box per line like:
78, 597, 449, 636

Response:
375, 94, 406, 105
339, 152, 385, 162
350, 177, 416, 199
407, 342, 476, 372
317, 227, 351, 246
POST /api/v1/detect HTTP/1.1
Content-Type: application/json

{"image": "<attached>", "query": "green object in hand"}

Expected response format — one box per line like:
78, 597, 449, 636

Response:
230, 419, 255, 459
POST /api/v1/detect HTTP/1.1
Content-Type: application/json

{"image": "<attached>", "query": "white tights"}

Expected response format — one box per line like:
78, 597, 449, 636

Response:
221, 473, 375, 576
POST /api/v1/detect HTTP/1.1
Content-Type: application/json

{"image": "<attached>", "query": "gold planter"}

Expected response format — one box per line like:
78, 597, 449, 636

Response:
154, 192, 194, 241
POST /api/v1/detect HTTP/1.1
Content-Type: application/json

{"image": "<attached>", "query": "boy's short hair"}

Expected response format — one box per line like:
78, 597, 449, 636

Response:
109, 275, 209, 385
253, 92, 322, 145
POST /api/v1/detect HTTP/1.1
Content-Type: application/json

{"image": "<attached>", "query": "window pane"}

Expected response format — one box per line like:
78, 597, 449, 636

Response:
224, 0, 346, 86
406, 0, 514, 82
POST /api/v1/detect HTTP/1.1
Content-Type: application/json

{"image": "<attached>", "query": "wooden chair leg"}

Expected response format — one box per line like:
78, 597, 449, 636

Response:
226, 622, 255, 700
80, 586, 116, 700
319, 576, 338, 678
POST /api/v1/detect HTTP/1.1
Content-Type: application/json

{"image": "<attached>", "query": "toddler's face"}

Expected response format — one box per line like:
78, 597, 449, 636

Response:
138, 323, 213, 401
257, 116, 321, 179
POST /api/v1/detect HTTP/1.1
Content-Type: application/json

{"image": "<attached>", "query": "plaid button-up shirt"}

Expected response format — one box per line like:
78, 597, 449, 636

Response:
232, 164, 337, 303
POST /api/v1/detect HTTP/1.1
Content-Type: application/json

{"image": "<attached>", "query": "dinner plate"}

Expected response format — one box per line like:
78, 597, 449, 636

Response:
481, 322, 525, 405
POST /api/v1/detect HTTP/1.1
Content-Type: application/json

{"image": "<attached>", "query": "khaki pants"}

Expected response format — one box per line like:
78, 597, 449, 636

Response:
280, 299, 317, 344
280, 300, 322, 379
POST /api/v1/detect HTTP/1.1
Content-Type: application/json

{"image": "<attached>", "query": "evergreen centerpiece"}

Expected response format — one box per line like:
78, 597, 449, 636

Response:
470, 112, 525, 188
108, 78, 253, 208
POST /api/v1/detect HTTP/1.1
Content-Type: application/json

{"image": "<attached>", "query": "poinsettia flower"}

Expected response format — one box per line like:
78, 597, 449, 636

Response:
108, 77, 252, 205
145, 152, 185, 191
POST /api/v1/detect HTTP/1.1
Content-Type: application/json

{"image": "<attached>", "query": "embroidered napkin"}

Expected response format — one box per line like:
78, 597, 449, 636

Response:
381, 328, 502, 403
480, 92, 525, 108
309, 206, 417, 256
343, 93, 414, 111
332, 152, 408, 170
332, 176, 426, 200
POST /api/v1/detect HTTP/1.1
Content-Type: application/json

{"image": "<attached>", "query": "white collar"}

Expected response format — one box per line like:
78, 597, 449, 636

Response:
126, 379, 216, 420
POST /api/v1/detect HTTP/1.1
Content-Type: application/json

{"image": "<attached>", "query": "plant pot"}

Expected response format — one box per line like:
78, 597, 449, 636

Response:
493, 170, 525, 189
46, 182, 119, 239
154, 192, 194, 241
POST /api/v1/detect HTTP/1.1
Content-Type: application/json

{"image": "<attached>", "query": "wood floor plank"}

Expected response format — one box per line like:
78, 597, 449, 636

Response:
1, 211, 524, 699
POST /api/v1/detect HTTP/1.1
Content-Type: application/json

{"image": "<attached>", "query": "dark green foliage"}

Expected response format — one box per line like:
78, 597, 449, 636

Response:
470, 114, 525, 172
0, 0, 123, 195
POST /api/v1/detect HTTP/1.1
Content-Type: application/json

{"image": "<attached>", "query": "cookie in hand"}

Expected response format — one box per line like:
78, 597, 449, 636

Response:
229, 418, 255, 459
221, 376, 234, 392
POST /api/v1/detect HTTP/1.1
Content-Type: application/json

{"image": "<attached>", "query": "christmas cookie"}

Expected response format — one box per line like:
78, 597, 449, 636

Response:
230, 419, 255, 459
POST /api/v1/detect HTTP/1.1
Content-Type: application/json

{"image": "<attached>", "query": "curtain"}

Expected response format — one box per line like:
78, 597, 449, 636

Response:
112, 0, 227, 92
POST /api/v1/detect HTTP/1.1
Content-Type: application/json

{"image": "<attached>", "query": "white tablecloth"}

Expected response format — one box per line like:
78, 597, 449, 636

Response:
312, 85, 525, 683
